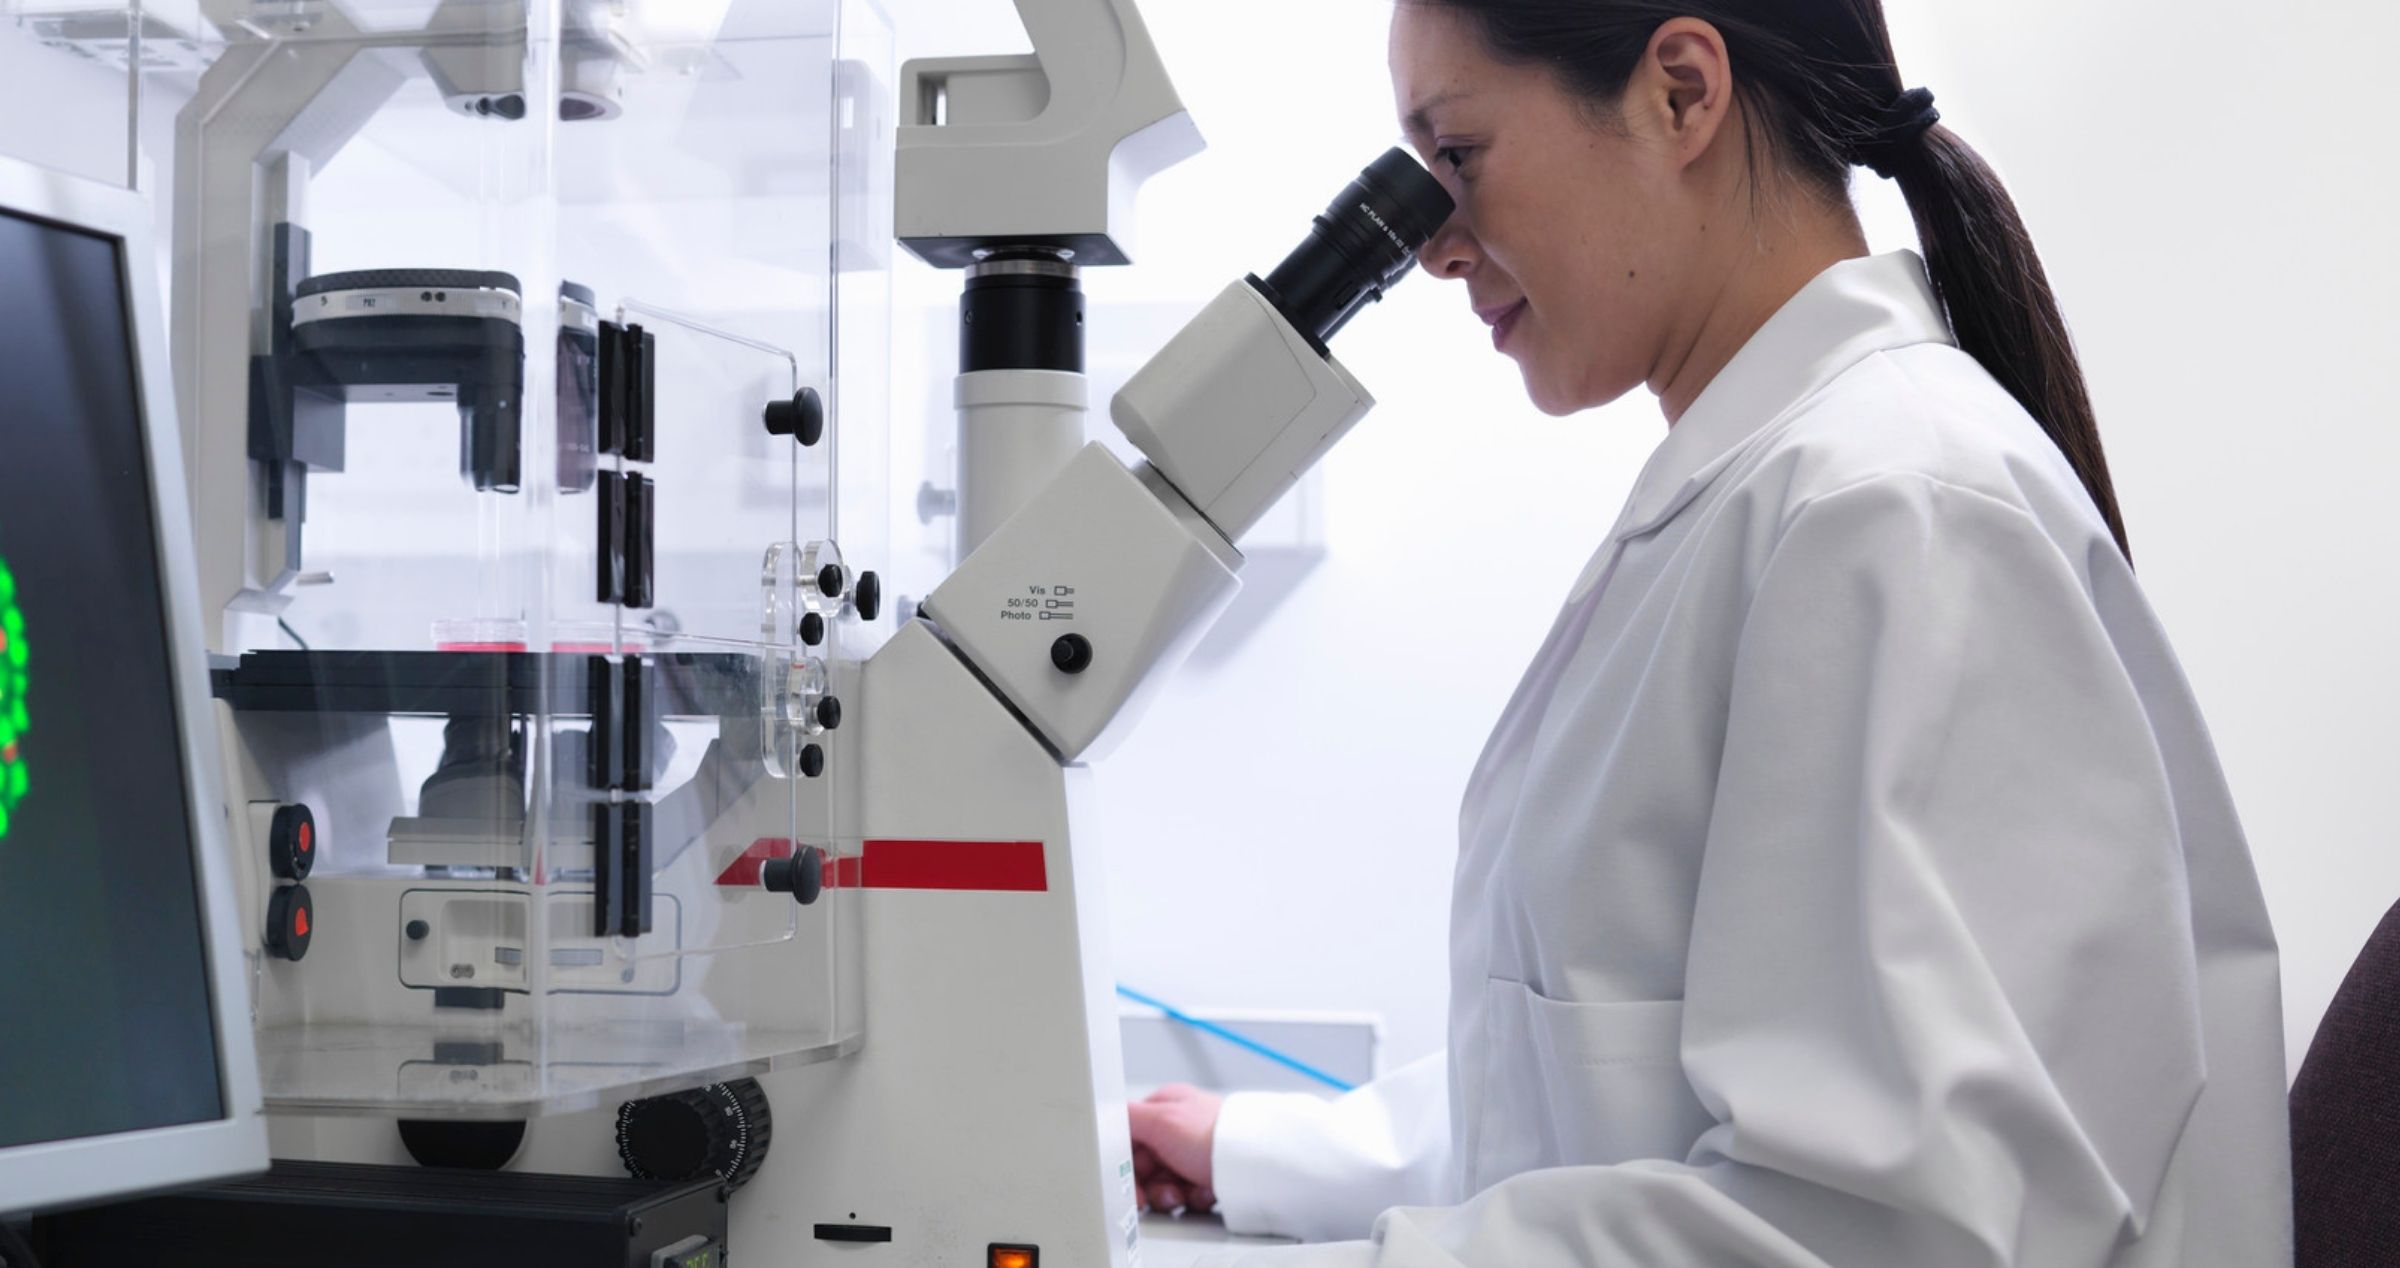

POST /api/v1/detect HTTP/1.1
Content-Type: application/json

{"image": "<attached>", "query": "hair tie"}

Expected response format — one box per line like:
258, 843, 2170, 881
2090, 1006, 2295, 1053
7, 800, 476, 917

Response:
1854, 87, 1940, 179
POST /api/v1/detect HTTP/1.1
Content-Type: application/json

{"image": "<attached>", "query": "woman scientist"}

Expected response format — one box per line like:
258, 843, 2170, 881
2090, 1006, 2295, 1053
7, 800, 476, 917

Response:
1126, 2, 2291, 1265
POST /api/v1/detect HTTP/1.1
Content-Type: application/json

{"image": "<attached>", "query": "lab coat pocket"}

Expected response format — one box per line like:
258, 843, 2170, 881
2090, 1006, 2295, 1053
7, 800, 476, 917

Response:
1470, 978, 1718, 1193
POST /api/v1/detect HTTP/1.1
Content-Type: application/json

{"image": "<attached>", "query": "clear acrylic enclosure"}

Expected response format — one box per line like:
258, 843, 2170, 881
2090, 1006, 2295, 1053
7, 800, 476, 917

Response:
7, 0, 892, 1117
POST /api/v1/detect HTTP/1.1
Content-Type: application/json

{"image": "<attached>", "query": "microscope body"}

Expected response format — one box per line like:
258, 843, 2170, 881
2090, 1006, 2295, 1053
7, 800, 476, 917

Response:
929, 277, 1376, 761
758, 11, 1447, 1258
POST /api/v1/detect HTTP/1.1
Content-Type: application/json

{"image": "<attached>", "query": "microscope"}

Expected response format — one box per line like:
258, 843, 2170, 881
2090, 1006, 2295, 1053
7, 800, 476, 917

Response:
747, 15, 1453, 1262
35, 0, 1449, 1264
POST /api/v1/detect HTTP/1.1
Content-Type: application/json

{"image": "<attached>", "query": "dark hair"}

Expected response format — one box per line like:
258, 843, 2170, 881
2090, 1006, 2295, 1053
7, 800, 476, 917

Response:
1414, 0, 2132, 561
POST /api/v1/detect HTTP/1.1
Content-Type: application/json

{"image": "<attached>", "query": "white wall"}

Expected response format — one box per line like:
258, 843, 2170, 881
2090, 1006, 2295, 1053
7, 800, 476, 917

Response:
893, 0, 2400, 1080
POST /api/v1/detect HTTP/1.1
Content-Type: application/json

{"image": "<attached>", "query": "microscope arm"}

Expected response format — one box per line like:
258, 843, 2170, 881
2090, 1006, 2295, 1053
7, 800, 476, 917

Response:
896, 0, 1204, 268
920, 275, 1374, 763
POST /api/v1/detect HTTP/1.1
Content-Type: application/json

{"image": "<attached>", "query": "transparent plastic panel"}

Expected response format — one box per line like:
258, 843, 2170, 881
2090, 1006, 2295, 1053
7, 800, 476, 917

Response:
831, 0, 895, 658
156, 0, 873, 1117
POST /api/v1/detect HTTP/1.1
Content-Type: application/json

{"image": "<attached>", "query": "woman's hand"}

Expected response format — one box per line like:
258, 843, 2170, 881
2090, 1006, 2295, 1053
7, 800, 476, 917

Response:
1128, 1083, 1223, 1215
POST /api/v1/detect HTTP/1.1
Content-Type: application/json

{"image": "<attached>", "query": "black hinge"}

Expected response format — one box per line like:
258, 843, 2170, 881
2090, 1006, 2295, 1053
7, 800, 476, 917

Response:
598, 320, 656, 462
627, 472, 654, 609
622, 658, 654, 793
597, 472, 624, 605
586, 656, 656, 791
596, 470, 655, 608
587, 655, 624, 789
592, 800, 653, 938
588, 655, 658, 937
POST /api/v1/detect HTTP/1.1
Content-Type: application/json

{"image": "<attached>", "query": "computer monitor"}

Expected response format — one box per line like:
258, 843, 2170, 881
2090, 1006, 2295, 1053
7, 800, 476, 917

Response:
0, 158, 266, 1217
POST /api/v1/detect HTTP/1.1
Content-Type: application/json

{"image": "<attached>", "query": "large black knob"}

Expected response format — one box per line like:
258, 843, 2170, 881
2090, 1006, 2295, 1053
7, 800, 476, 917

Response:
265, 884, 314, 961
616, 1078, 773, 1192
269, 803, 317, 880
763, 388, 825, 446
1051, 634, 1094, 675
761, 846, 824, 906
855, 570, 883, 622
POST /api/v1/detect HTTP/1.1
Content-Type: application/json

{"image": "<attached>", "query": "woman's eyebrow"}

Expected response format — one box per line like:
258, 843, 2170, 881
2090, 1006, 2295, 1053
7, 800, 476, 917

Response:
1403, 90, 1469, 141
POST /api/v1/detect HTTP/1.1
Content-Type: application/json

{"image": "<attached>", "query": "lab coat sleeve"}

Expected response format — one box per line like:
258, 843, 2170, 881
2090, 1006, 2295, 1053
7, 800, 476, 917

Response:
1211, 1051, 1453, 1241
1203, 473, 2210, 1268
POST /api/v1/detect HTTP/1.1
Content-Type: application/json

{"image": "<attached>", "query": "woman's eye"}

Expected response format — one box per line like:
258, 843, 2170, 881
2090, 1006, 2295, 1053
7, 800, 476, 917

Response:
1434, 145, 1472, 174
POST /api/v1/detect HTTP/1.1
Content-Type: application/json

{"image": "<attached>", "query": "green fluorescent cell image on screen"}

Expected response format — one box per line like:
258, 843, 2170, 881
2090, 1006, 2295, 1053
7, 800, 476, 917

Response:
0, 556, 25, 841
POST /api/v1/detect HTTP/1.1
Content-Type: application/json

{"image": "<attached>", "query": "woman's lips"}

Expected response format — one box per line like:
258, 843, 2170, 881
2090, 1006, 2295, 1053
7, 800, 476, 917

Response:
1488, 300, 1527, 353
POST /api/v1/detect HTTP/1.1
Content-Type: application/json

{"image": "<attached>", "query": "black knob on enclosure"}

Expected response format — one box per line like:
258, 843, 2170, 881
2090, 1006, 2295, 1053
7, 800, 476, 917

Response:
405, 919, 431, 942
799, 612, 826, 647
265, 884, 314, 961
616, 1078, 774, 1192
763, 388, 825, 446
269, 803, 317, 880
817, 565, 845, 599
799, 743, 826, 778
1052, 634, 1094, 675
761, 846, 824, 906
856, 571, 883, 622
815, 697, 842, 731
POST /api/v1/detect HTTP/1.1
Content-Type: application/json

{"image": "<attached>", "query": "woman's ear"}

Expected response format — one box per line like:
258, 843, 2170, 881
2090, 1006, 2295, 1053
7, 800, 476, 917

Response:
1636, 17, 1735, 172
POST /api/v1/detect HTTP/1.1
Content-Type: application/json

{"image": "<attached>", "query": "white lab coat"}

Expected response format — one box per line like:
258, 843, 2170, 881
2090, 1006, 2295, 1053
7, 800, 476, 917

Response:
1202, 252, 2291, 1268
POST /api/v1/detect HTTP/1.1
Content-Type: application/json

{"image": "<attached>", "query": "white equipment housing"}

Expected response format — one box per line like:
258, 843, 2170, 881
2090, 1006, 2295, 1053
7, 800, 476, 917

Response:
1115, 279, 1377, 543
927, 444, 1242, 761
956, 367, 1089, 556
896, 0, 1204, 267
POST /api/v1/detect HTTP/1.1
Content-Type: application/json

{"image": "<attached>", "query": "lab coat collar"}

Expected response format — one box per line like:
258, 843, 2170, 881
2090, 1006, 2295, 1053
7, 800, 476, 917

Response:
1610, 251, 1954, 542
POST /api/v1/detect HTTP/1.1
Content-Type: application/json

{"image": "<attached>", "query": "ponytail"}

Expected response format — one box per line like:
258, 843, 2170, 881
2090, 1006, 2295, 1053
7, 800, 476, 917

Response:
1414, 0, 2133, 562
1890, 127, 2131, 560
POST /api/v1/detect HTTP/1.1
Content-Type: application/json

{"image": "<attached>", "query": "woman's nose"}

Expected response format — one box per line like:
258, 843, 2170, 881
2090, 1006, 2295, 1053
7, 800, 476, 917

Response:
1417, 213, 1476, 280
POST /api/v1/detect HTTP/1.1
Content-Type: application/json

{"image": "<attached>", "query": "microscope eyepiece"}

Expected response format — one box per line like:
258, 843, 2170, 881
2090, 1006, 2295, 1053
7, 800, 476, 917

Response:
1253, 148, 1455, 350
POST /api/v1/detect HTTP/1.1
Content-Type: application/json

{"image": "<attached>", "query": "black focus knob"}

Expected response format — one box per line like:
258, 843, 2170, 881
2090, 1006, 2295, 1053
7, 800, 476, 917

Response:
799, 611, 825, 647
616, 1078, 773, 1192
761, 846, 824, 906
265, 884, 314, 961
855, 571, 883, 622
763, 388, 825, 446
1052, 634, 1094, 675
799, 743, 825, 779
815, 696, 842, 731
269, 803, 317, 880
817, 565, 846, 599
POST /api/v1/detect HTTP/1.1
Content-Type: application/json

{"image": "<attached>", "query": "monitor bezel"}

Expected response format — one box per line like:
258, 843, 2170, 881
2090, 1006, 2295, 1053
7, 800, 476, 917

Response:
0, 157, 269, 1218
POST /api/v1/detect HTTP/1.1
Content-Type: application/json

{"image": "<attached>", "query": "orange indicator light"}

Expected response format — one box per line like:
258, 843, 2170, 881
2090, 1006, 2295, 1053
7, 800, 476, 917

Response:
990, 1249, 1037, 1268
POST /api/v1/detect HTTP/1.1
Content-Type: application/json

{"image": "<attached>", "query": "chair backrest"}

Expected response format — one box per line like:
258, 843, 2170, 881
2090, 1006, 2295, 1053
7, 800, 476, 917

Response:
2290, 898, 2400, 1268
